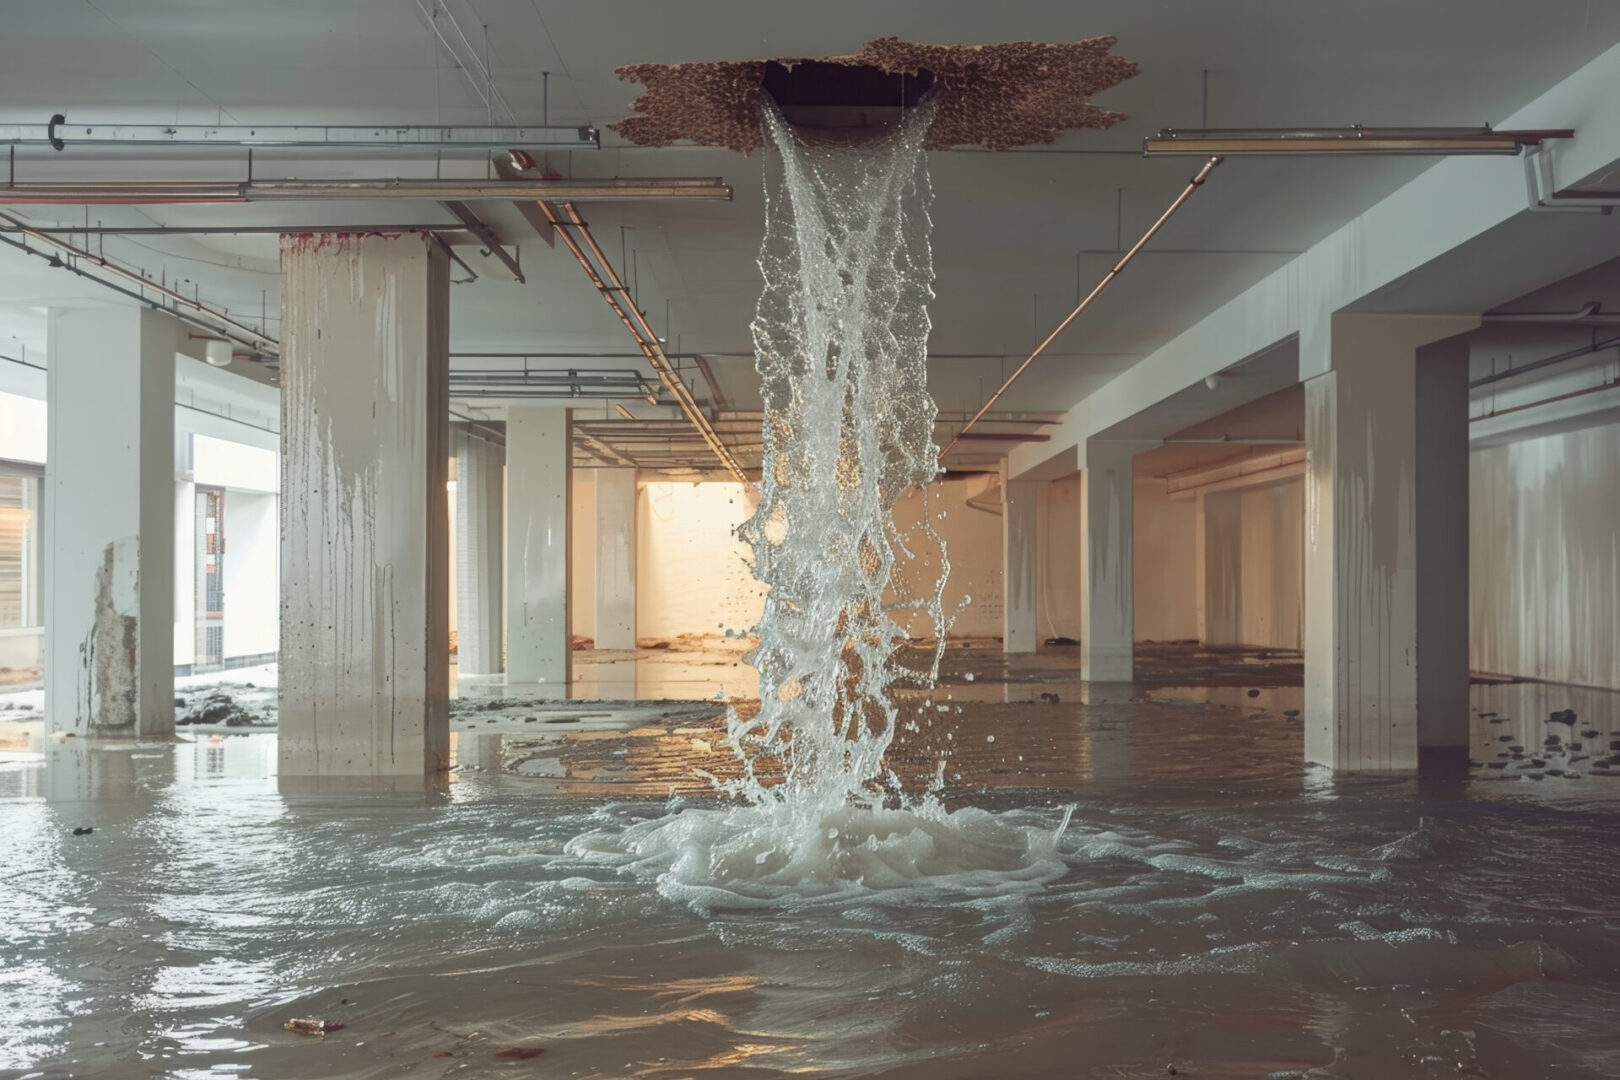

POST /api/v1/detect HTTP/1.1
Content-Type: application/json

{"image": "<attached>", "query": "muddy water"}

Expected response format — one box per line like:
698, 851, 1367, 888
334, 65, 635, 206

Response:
4, 665, 1620, 1078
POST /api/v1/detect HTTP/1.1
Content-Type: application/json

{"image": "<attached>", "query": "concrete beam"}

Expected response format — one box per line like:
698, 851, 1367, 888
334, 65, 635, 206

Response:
1011, 39, 1620, 482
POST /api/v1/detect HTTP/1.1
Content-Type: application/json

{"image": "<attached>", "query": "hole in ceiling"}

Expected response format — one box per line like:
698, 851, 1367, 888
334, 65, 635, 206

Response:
760, 60, 935, 137
612, 37, 1140, 154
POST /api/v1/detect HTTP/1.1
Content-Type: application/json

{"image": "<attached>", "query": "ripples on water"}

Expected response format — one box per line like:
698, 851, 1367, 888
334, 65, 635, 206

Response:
5, 710, 1620, 1078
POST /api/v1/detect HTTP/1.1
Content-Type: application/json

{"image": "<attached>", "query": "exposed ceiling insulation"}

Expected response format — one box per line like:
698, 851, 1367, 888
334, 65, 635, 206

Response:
611, 36, 1140, 153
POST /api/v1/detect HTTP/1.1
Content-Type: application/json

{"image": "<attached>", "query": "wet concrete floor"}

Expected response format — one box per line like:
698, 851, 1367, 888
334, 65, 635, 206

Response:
3, 643, 1620, 1078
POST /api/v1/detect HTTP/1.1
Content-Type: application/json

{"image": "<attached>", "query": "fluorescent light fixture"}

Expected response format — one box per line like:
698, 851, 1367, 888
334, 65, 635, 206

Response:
1143, 126, 1572, 157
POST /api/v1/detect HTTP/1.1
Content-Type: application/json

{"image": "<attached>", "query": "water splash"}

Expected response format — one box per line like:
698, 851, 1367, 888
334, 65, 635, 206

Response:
568, 98, 1073, 910
724, 97, 949, 814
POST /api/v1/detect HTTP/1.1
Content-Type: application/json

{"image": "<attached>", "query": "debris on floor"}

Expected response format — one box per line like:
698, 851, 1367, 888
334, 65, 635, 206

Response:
176, 691, 267, 728
283, 1018, 344, 1036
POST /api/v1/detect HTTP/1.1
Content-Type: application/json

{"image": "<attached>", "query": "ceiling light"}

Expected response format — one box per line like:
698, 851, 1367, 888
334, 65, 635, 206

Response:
204, 340, 233, 367
1143, 126, 1571, 157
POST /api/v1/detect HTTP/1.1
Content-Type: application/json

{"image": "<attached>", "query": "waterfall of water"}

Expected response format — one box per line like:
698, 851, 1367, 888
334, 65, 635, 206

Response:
567, 97, 1072, 911
723, 97, 949, 815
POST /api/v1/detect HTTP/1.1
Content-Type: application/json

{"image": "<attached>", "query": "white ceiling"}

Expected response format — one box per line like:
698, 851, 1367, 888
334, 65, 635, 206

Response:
2, 0, 1618, 470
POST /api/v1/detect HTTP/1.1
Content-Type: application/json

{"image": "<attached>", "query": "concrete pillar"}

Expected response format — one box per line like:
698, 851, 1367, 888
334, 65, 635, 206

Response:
594, 467, 637, 650
454, 424, 505, 675
1303, 315, 1474, 770
278, 234, 450, 780
506, 407, 571, 686
44, 307, 180, 737
1081, 440, 1141, 681
1003, 470, 1040, 653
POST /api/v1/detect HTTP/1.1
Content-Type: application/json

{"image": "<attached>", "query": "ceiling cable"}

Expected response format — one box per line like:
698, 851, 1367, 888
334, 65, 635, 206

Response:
940, 155, 1223, 462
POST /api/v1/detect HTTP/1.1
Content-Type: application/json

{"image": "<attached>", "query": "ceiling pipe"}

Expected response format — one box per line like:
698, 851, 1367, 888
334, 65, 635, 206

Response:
940, 156, 1224, 461
1164, 437, 1304, 445
0, 177, 732, 205
1481, 301, 1620, 324
1161, 447, 1306, 494
537, 198, 750, 483
1145, 126, 1570, 156
0, 209, 277, 355
1471, 375, 1620, 422
1469, 333, 1620, 389
1, 222, 470, 236
0, 119, 595, 151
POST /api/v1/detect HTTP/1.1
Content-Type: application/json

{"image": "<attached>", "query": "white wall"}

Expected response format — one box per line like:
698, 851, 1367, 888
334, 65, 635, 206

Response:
193, 434, 277, 493
1135, 479, 1199, 642
892, 477, 1004, 639
1197, 477, 1304, 650
221, 491, 278, 659
0, 391, 46, 464
636, 480, 764, 640
1471, 422, 1620, 689
1239, 480, 1304, 649
177, 432, 281, 668
174, 481, 196, 667
1036, 474, 1084, 642
572, 472, 596, 641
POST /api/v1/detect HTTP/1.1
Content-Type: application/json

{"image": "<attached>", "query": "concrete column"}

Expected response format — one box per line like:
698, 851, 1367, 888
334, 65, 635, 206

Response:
1303, 315, 1474, 770
454, 424, 505, 675
278, 234, 450, 780
1081, 440, 1141, 681
44, 306, 180, 737
594, 467, 637, 650
1003, 471, 1040, 653
506, 407, 571, 686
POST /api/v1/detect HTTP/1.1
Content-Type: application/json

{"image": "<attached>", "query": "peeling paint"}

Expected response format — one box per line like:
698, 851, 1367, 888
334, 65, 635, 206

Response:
81, 538, 140, 732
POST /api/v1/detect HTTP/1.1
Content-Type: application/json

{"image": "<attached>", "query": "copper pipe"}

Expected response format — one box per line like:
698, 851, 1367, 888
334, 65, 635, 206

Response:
536, 200, 749, 483
940, 156, 1223, 463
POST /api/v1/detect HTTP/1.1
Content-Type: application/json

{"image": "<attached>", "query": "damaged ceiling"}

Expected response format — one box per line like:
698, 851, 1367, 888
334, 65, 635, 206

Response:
611, 36, 1140, 153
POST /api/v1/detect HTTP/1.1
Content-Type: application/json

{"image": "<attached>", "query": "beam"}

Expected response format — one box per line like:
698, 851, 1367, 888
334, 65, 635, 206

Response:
439, 201, 525, 283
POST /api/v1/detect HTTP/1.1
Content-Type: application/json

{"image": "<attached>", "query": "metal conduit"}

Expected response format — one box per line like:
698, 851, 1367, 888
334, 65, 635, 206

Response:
0, 177, 731, 205
1469, 333, 1620, 389
0, 209, 277, 355
536, 198, 750, 484
940, 156, 1223, 462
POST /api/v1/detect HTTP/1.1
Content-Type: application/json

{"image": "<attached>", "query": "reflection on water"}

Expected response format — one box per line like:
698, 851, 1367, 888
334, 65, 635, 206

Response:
3, 661, 1620, 1077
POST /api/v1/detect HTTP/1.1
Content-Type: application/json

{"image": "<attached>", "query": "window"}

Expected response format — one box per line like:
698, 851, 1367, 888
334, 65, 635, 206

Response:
0, 469, 42, 630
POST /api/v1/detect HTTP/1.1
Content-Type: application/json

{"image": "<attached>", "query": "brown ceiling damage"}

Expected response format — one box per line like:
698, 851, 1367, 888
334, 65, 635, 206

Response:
611, 36, 1140, 153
